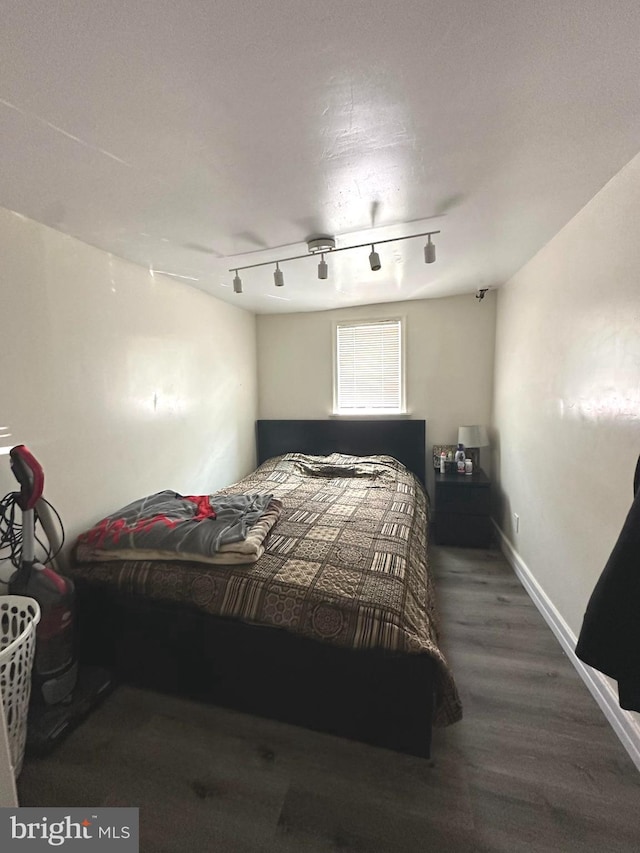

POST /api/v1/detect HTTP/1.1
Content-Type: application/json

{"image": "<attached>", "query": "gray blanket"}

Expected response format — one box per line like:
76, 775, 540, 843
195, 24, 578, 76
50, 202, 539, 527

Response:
76, 491, 274, 558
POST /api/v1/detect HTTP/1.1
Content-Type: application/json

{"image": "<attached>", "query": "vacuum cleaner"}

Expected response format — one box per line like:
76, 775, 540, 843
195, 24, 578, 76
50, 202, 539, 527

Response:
1, 445, 113, 754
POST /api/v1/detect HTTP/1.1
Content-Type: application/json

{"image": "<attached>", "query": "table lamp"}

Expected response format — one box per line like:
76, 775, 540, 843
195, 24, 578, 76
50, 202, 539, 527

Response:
457, 425, 489, 471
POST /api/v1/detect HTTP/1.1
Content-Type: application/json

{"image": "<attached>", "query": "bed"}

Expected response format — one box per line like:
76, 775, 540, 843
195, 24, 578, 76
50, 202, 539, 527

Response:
70, 419, 461, 757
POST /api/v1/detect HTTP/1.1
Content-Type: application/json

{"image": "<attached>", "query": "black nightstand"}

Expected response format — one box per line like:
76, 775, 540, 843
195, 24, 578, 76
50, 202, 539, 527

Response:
433, 469, 492, 547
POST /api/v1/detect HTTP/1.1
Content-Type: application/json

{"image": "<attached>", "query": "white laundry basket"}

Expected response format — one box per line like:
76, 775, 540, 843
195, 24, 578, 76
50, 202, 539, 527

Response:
0, 595, 41, 778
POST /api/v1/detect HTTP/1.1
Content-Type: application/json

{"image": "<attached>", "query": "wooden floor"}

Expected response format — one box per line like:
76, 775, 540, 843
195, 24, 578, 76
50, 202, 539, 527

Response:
18, 546, 640, 852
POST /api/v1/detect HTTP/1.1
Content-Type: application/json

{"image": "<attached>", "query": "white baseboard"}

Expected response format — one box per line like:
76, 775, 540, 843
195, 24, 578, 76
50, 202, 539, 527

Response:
493, 521, 640, 773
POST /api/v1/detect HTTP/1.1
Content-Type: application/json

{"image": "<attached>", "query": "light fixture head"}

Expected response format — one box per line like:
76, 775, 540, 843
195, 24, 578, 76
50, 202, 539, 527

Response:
318, 254, 328, 280
233, 271, 242, 293
274, 262, 284, 287
476, 288, 488, 301
369, 245, 381, 271
307, 235, 336, 254
424, 234, 436, 264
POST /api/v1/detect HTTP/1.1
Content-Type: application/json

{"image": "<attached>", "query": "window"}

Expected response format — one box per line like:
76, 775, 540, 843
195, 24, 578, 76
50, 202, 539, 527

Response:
334, 319, 404, 414
0, 425, 12, 456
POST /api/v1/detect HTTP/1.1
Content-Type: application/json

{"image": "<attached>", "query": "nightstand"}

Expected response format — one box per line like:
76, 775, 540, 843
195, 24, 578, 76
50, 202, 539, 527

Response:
433, 469, 492, 547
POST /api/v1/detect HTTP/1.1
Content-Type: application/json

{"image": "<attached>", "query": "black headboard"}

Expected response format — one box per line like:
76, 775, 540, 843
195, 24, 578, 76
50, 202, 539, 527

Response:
256, 419, 426, 486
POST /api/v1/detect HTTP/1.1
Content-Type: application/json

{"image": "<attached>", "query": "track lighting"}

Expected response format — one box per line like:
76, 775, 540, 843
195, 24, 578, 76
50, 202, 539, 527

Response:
228, 229, 439, 293
424, 234, 436, 264
476, 288, 488, 301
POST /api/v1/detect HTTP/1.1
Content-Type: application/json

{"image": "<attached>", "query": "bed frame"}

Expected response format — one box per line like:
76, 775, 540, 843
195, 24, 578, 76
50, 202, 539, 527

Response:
76, 419, 436, 757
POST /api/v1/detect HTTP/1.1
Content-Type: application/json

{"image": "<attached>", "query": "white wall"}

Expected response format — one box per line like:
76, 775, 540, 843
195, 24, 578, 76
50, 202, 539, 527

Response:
0, 206, 258, 581
492, 152, 640, 638
257, 294, 497, 491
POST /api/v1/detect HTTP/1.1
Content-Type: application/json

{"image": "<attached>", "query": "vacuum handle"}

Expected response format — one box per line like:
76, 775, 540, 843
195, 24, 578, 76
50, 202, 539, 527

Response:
9, 445, 44, 510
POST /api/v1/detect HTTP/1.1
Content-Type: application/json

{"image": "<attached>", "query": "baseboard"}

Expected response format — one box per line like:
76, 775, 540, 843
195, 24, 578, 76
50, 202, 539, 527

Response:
493, 520, 640, 773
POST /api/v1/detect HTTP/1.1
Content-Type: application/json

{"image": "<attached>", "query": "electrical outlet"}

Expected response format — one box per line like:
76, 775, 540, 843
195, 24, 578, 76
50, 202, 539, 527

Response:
514, 513, 520, 533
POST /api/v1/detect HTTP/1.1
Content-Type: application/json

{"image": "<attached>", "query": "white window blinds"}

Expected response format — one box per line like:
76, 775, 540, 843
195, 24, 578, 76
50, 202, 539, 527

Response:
335, 319, 403, 413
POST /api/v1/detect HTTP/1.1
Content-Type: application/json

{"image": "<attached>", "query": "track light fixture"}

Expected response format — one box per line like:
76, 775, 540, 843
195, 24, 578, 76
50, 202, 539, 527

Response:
424, 234, 436, 264
476, 288, 488, 301
228, 229, 440, 292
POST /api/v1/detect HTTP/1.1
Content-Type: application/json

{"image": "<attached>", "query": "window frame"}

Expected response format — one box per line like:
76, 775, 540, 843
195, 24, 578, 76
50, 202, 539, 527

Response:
332, 316, 407, 417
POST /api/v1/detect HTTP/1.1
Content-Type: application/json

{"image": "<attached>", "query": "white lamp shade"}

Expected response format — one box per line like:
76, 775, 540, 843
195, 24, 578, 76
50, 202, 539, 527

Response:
458, 425, 489, 448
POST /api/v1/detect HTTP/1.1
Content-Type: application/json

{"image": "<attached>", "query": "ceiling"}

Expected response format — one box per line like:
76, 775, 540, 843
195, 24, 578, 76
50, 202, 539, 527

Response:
2, 1, 640, 314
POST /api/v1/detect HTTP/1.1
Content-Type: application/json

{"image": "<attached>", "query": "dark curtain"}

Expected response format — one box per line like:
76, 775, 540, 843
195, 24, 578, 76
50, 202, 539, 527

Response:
575, 455, 640, 712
